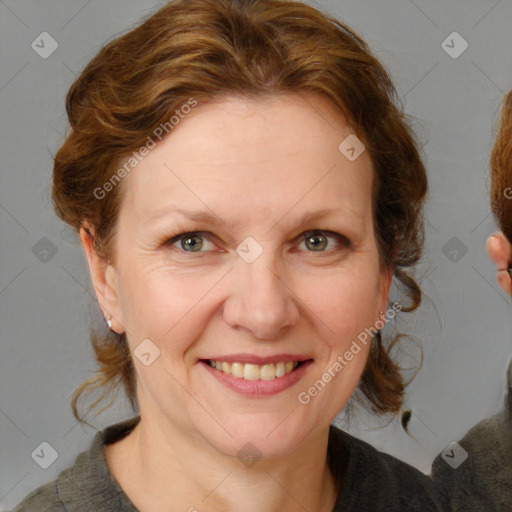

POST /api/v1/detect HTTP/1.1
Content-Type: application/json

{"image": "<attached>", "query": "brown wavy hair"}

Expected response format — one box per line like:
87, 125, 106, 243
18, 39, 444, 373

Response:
490, 90, 512, 242
51, 0, 427, 424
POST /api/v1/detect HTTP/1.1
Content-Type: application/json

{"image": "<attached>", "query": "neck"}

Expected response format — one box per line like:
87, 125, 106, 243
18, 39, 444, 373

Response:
105, 414, 339, 512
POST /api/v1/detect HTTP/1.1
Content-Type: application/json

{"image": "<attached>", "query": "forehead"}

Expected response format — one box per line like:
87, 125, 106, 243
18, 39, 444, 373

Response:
119, 93, 374, 230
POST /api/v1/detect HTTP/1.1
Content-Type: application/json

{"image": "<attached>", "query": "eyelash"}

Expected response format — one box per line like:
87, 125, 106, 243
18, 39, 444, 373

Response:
162, 229, 351, 254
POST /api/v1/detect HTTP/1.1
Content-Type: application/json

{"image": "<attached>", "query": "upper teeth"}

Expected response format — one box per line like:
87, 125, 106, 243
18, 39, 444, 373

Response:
208, 360, 299, 380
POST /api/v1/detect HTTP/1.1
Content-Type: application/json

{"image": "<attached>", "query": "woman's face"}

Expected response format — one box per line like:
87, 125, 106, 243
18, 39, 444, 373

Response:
103, 93, 392, 458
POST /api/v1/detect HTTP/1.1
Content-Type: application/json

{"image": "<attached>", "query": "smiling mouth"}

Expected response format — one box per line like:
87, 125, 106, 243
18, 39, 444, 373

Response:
200, 359, 312, 381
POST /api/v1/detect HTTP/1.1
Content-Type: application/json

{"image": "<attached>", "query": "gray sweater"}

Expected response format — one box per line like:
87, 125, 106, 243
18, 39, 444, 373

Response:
430, 360, 512, 511
10, 416, 442, 511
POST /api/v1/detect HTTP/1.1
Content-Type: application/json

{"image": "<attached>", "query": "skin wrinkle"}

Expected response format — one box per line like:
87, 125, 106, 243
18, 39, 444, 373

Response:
83, 92, 392, 512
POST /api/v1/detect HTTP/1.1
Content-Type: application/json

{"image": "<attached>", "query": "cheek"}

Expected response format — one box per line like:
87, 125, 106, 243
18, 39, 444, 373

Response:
301, 266, 382, 346
294, 271, 380, 415
117, 263, 220, 350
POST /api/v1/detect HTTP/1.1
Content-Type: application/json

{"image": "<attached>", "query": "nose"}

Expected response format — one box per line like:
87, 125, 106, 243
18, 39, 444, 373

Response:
222, 249, 300, 340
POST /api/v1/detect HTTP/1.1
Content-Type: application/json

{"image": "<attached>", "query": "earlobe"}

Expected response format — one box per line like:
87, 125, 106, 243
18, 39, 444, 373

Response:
79, 224, 124, 332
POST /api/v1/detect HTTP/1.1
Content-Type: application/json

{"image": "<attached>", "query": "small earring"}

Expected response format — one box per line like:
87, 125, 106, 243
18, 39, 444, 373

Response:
107, 316, 112, 329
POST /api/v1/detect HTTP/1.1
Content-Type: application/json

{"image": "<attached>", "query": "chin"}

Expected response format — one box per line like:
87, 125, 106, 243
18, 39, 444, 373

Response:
199, 416, 310, 461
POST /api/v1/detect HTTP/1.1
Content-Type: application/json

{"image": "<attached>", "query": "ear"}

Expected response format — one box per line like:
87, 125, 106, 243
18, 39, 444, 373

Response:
379, 265, 394, 313
486, 232, 512, 295
79, 224, 125, 333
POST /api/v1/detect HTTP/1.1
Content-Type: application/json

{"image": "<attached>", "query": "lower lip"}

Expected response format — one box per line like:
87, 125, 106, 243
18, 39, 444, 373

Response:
199, 360, 313, 396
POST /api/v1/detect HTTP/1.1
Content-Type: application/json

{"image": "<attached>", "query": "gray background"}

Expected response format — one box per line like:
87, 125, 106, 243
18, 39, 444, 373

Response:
1, 0, 512, 509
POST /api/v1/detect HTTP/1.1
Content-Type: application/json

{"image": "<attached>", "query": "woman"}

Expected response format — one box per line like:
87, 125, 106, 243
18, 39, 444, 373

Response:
11, 0, 442, 510
430, 91, 512, 510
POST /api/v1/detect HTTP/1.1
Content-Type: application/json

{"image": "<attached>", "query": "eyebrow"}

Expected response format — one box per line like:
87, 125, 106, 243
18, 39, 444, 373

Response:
145, 207, 236, 230
144, 206, 358, 232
